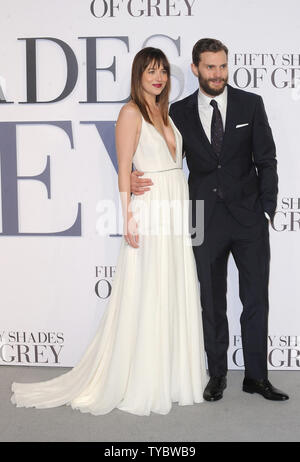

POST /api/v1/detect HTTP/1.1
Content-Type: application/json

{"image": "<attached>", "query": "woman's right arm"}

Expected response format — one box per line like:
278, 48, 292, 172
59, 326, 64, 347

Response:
115, 104, 140, 248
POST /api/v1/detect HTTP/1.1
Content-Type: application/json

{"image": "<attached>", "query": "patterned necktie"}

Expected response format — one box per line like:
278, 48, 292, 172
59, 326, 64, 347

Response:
210, 99, 224, 156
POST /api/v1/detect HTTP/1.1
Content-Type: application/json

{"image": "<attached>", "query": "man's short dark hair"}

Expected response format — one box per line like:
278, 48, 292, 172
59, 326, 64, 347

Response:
192, 38, 228, 66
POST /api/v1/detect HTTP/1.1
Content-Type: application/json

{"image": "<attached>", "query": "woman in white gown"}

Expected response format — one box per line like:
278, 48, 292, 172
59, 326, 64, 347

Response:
11, 47, 207, 416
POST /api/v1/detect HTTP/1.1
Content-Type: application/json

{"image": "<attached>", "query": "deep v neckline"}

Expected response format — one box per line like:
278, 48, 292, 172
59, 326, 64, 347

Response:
144, 116, 177, 163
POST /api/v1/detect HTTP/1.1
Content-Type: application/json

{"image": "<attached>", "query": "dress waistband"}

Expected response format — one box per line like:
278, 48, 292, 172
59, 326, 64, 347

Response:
141, 167, 182, 174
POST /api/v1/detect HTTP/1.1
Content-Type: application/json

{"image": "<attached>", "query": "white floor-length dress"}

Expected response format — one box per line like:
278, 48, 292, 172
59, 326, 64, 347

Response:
11, 116, 208, 416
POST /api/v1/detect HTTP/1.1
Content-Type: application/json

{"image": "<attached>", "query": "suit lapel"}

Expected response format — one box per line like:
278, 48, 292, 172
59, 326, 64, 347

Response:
186, 90, 218, 160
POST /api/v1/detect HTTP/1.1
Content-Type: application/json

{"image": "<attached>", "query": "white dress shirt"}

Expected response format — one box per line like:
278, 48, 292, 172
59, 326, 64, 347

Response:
197, 85, 228, 142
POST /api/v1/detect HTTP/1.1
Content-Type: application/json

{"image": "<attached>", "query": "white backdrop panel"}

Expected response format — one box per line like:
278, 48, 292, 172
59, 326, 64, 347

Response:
0, 0, 299, 370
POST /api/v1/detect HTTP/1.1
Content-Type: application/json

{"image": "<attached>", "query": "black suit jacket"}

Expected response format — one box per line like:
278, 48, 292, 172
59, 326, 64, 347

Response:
169, 84, 278, 227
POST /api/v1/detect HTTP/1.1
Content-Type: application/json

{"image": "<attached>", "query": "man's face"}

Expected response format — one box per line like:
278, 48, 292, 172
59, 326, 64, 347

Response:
191, 50, 228, 97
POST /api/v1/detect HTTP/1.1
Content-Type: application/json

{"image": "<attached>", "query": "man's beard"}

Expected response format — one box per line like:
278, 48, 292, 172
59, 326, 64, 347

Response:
198, 73, 228, 97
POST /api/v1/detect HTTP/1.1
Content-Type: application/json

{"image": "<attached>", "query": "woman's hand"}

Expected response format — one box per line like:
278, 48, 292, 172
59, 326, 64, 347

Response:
124, 213, 139, 248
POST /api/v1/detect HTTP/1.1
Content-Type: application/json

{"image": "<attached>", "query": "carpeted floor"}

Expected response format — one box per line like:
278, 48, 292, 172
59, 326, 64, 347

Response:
1, 366, 299, 442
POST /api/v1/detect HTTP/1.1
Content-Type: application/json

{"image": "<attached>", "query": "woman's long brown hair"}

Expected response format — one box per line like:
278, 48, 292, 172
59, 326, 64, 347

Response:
130, 47, 171, 126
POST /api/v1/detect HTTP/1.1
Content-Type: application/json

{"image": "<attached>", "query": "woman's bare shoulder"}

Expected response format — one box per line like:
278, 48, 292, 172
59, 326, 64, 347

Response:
118, 101, 141, 122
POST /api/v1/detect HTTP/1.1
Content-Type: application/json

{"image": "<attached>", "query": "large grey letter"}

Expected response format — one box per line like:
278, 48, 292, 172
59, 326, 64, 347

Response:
0, 121, 81, 235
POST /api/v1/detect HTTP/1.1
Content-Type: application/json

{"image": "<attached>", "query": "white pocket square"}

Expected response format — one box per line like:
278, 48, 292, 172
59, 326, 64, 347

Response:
236, 123, 249, 128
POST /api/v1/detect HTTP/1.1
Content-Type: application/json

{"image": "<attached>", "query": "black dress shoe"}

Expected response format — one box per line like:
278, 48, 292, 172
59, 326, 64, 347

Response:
203, 376, 227, 402
243, 378, 289, 401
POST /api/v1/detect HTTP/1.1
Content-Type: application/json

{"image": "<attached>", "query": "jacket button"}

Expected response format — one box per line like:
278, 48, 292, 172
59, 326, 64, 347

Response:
218, 164, 221, 169
213, 188, 217, 192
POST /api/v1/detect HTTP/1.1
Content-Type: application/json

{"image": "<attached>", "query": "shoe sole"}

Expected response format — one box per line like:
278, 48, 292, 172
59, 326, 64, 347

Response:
204, 395, 223, 402
243, 387, 289, 400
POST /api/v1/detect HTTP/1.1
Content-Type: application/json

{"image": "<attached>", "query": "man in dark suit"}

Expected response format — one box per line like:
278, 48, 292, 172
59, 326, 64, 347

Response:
131, 38, 288, 402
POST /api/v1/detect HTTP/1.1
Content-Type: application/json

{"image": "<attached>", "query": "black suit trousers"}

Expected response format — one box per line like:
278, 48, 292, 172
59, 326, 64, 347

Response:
193, 201, 270, 380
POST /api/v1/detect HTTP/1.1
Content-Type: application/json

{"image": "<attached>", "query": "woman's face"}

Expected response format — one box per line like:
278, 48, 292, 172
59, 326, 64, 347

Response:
141, 60, 168, 99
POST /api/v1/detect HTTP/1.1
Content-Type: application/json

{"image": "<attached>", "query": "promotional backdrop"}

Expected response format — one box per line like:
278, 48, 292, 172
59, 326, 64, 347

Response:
0, 0, 299, 370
